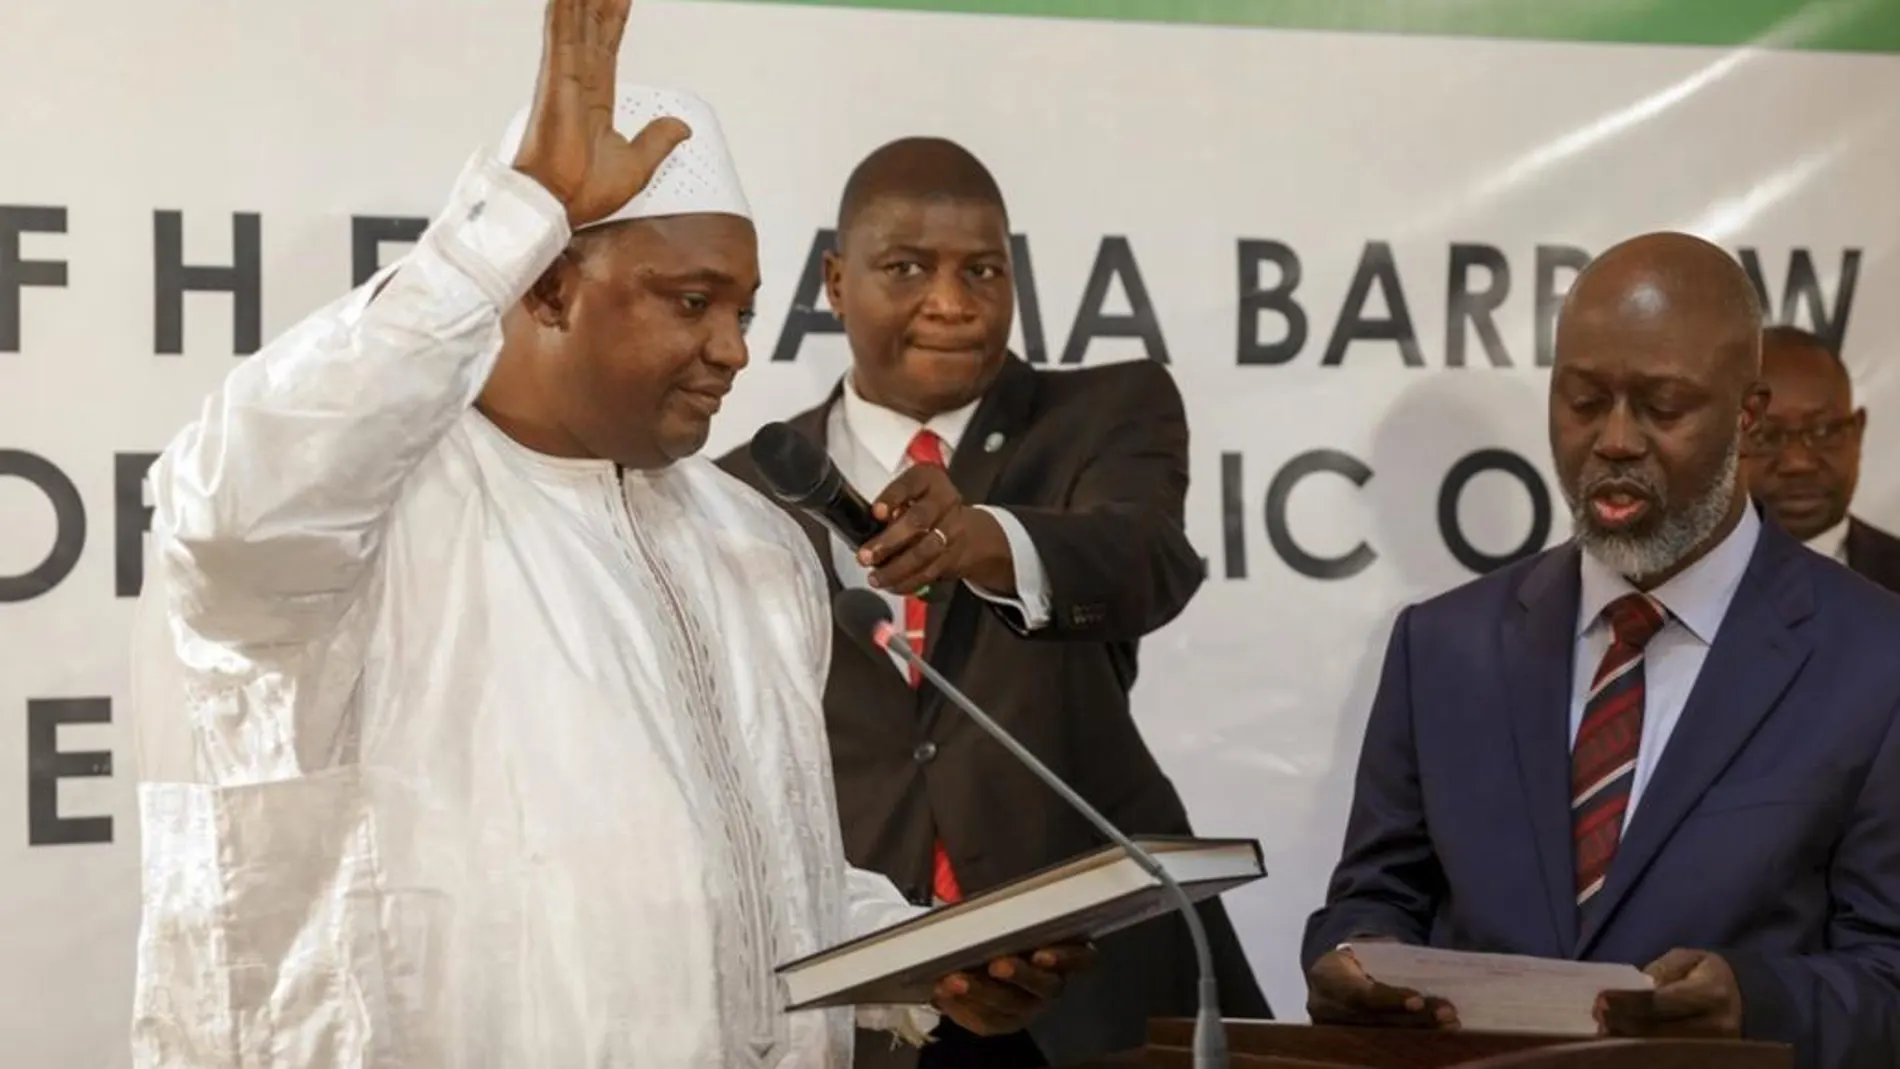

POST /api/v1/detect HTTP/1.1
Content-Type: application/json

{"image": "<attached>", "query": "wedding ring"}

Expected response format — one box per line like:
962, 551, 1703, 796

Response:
929, 527, 949, 548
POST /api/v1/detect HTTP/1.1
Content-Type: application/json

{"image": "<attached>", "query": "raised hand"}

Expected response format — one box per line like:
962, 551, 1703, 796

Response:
513, 0, 692, 227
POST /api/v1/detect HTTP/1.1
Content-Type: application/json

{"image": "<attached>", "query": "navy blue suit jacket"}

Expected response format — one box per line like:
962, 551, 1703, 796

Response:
1303, 520, 1900, 1069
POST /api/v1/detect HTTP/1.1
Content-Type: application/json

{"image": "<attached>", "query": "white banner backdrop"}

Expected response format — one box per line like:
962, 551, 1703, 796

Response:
1, 0, 1895, 1063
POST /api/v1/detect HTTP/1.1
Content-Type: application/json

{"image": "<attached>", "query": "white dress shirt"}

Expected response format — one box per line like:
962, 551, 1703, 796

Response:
824, 375, 1051, 678
1806, 516, 1851, 563
1570, 504, 1762, 831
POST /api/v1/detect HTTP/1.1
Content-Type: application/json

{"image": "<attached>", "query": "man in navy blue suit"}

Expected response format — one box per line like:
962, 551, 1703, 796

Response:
1302, 232, 1900, 1069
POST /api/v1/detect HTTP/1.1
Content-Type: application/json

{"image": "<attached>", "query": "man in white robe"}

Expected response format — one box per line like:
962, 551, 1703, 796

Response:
126, 3, 1082, 1065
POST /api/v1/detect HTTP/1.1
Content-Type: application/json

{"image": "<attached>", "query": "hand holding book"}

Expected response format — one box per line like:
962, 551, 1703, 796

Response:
931, 942, 1097, 1036
776, 839, 1263, 1013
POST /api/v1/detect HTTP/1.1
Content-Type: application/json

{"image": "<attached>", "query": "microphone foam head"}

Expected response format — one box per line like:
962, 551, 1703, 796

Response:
750, 422, 828, 503
833, 588, 896, 658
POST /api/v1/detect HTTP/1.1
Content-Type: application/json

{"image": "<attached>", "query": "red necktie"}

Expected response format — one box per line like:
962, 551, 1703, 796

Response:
903, 430, 962, 904
1571, 592, 1667, 911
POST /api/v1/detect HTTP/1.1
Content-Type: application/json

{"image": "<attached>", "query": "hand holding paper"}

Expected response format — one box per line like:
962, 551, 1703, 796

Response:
1340, 943, 1654, 1035
1307, 940, 1460, 1029
1595, 948, 1744, 1039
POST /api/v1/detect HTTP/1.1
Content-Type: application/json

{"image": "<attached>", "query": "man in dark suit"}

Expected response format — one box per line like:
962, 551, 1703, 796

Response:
1302, 232, 1900, 1069
1744, 325, 1900, 593
720, 136, 1268, 1067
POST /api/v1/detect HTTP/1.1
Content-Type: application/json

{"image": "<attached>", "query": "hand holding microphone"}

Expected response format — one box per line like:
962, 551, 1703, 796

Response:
748, 423, 1013, 599
856, 464, 1013, 597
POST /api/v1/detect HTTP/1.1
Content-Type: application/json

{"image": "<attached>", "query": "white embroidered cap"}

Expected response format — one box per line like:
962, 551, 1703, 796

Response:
497, 85, 752, 228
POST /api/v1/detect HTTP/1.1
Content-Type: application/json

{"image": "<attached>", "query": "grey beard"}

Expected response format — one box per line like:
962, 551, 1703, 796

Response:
1569, 437, 1740, 583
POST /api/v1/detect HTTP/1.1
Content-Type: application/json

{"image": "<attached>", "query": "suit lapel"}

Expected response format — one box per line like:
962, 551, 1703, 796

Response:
1844, 517, 1900, 582
914, 358, 1039, 736
1500, 545, 1586, 955
922, 358, 1038, 663
1845, 517, 1872, 571
1576, 523, 1816, 954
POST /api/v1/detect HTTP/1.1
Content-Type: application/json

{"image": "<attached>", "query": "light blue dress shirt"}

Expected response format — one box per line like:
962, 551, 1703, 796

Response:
1570, 504, 1761, 829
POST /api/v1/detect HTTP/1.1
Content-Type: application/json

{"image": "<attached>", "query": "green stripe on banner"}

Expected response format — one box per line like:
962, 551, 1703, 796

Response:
708, 0, 1900, 54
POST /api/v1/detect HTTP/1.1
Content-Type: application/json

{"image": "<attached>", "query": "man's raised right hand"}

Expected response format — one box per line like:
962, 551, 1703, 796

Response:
1306, 945, 1460, 1029
513, 0, 692, 228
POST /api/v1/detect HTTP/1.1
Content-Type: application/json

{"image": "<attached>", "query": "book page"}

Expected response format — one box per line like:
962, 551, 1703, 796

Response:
1345, 944, 1654, 1035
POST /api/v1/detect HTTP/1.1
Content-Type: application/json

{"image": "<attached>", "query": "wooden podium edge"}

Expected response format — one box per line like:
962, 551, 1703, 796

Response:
1141, 1019, 1792, 1069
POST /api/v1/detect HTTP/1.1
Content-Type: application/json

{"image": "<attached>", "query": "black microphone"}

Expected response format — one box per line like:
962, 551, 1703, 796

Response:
831, 588, 1229, 1069
751, 421, 883, 545
750, 422, 944, 601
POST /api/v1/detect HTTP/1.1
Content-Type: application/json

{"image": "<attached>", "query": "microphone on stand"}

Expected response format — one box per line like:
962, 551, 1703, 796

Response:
749, 422, 945, 601
831, 588, 1229, 1069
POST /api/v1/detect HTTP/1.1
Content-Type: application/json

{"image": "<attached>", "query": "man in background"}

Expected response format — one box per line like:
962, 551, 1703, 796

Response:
722, 137, 1268, 1067
1302, 233, 1900, 1069
1744, 325, 1900, 592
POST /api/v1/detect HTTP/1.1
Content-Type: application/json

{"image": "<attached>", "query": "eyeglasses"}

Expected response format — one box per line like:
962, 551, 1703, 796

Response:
1744, 415, 1859, 456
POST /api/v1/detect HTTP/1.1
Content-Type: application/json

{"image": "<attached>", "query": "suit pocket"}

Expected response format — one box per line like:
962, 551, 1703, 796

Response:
1690, 778, 1834, 818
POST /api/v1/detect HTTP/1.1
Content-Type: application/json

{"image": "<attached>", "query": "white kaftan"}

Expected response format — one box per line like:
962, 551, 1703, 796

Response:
127, 150, 933, 1067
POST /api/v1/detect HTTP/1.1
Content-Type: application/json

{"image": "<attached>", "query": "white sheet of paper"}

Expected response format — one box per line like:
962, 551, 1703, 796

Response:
1344, 943, 1654, 1036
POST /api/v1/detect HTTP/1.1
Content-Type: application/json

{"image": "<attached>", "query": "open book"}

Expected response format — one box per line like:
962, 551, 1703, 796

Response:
776, 837, 1266, 1011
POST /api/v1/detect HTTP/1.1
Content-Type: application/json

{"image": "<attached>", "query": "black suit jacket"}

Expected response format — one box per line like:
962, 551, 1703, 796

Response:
1846, 516, 1900, 595
719, 356, 1269, 1065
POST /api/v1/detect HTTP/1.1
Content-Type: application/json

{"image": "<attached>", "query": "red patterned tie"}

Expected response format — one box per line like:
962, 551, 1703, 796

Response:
903, 430, 963, 904
1571, 592, 1667, 910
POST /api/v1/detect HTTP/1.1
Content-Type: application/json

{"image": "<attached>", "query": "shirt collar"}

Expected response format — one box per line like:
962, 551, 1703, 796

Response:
1576, 503, 1761, 645
838, 372, 982, 473
1805, 516, 1851, 563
